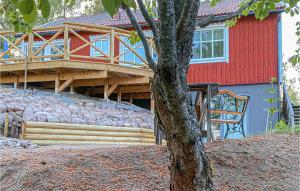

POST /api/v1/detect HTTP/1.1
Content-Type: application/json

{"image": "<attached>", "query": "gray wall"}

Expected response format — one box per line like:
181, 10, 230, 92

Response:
220, 84, 279, 136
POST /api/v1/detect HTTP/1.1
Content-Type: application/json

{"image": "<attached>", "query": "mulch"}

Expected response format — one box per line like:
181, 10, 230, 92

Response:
0, 134, 299, 191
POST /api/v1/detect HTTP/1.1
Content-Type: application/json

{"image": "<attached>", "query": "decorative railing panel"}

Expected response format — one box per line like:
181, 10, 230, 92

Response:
0, 23, 154, 69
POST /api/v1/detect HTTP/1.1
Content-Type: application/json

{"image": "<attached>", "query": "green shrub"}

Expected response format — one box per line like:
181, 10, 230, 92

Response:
274, 120, 300, 134
274, 120, 289, 133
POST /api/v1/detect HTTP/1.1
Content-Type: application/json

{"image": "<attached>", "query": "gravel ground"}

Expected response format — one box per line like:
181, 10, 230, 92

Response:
0, 134, 299, 191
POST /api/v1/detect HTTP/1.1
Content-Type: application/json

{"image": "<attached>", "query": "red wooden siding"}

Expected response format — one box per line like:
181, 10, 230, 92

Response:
187, 14, 279, 85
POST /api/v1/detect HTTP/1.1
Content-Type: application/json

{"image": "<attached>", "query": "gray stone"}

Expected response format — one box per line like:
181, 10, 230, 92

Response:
47, 116, 59, 123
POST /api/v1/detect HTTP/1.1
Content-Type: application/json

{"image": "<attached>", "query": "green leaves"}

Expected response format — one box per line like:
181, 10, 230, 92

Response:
123, 0, 136, 9
102, 0, 137, 17
40, 0, 50, 18
18, 0, 35, 14
210, 0, 221, 7
128, 30, 141, 45
22, 0, 37, 24
102, 0, 121, 17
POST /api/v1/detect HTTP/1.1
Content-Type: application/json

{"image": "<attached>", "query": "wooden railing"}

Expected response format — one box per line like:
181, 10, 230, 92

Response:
0, 22, 154, 68
282, 83, 295, 128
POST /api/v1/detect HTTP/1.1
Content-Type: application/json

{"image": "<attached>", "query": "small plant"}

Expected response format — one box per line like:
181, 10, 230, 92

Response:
274, 120, 289, 133
274, 120, 300, 134
264, 77, 278, 134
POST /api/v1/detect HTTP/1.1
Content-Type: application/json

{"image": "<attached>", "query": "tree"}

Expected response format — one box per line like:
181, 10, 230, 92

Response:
1, 0, 299, 190
83, 0, 105, 15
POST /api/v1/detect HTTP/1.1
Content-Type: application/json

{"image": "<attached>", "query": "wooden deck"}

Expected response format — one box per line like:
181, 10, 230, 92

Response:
0, 23, 154, 101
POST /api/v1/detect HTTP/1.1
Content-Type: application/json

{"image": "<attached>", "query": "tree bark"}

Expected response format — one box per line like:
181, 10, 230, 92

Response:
152, 71, 213, 191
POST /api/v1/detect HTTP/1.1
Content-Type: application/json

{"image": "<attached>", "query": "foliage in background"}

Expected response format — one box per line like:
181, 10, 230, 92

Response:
283, 61, 300, 105
274, 120, 300, 133
83, 0, 105, 15
0, 0, 105, 31
289, 21, 300, 66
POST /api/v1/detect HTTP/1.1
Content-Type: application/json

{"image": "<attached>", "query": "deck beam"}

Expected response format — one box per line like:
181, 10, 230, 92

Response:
0, 61, 153, 77
0, 71, 108, 84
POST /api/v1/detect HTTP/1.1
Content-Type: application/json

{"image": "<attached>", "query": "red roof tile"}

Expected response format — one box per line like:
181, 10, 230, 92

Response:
37, 0, 279, 29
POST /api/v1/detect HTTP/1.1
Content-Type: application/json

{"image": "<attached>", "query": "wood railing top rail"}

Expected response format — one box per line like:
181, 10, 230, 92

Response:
0, 22, 155, 69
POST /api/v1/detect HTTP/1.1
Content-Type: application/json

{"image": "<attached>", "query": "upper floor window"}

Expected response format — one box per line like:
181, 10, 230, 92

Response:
90, 35, 110, 57
191, 27, 228, 63
120, 37, 146, 65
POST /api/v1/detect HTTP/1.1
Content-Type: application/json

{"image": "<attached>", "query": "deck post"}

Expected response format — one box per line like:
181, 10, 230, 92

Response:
207, 84, 212, 142
14, 76, 19, 89
110, 28, 115, 64
55, 74, 60, 94
117, 88, 122, 102
129, 94, 133, 104
25, 33, 33, 90
64, 25, 69, 60
70, 83, 75, 94
104, 80, 109, 99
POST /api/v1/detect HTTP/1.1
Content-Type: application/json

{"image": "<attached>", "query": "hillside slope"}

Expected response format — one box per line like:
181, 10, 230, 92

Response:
0, 134, 299, 191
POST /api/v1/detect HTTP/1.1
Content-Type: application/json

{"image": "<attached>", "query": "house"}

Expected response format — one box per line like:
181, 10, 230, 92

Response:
0, 0, 282, 138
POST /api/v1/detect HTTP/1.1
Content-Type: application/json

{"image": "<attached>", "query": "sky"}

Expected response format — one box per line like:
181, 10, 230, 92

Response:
282, 13, 299, 63
282, 12, 300, 94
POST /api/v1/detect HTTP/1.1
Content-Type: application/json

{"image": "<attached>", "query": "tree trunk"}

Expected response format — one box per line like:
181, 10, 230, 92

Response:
152, 72, 213, 191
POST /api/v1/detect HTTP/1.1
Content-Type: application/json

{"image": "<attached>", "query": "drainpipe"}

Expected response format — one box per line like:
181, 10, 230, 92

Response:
277, 14, 283, 121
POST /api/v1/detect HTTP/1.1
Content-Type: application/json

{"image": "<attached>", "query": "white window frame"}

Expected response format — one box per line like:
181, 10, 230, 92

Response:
89, 35, 110, 57
20, 39, 68, 60
191, 24, 229, 64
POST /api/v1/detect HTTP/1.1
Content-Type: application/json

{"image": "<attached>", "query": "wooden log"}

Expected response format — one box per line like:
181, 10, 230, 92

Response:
25, 128, 155, 138
30, 140, 155, 146
25, 134, 155, 143
24, 121, 153, 133
4, 112, 9, 137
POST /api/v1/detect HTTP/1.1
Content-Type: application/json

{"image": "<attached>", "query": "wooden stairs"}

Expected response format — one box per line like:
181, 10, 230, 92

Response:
293, 105, 300, 126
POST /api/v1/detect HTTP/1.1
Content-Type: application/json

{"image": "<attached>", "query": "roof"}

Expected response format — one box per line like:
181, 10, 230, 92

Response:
38, 0, 244, 29
38, 0, 282, 29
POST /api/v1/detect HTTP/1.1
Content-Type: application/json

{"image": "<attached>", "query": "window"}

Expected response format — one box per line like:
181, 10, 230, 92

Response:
191, 27, 228, 63
120, 37, 146, 64
19, 39, 66, 61
90, 35, 110, 57
119, 30, 157, 66
49, 39, 64, 60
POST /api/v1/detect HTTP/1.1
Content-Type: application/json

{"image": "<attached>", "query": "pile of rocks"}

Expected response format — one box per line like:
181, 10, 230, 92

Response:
0, 86, 154, 131
0, 136, 37, 149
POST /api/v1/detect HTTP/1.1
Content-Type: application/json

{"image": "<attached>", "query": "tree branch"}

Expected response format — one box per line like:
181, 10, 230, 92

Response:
136, 0, 159, 49
176, 0, 199, 37
175, 0, 200, 73
197, 0, 257, 28
122, 4, 157, 71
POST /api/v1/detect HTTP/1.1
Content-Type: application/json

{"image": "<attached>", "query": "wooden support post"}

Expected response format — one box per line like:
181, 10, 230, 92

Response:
104, 80, 108, 99
70, 83, 75, 94
64, 25, 69, 60
20, 123, 25, 139
4, 112, 9, 137
55, 74, 60, 94
207, 84, 212, 142
117, 88, 122, 102
107, 81, 119, 98
110, 28, 115, 64
25, 33, 33, 90
58, 78, 74, 93
14, 76, 19, 89
151, 99, 155, 114
129, 94, 133, 104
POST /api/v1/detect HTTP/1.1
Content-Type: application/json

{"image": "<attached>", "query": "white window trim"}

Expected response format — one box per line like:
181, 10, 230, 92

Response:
190, 24, 229, 64
20, 39, 68, 60
89, 35, 110, 57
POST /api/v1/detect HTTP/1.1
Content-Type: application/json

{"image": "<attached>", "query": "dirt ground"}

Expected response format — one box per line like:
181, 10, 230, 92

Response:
0, 134, 299, 191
